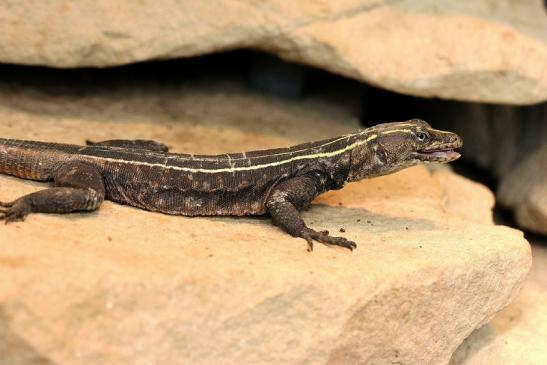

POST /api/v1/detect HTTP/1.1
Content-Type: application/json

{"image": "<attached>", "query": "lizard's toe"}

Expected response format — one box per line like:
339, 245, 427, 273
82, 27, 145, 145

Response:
0, 201, 14, 208
0, 201, 31, 224
302, 228, 356, 251
319, 235, 356, 251
305, 237, 314, 252
341, 240, 356, 250
2, 211, 27, 224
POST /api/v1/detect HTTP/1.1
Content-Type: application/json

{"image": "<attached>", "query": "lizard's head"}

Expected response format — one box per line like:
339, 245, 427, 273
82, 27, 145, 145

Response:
348, 119, 462, 181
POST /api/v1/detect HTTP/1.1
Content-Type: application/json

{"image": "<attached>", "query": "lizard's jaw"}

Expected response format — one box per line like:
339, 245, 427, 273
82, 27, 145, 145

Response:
415, 148, 461, 163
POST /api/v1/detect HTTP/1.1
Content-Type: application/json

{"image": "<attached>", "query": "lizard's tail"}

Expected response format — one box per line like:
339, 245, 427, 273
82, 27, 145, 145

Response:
0, 138, 78, 181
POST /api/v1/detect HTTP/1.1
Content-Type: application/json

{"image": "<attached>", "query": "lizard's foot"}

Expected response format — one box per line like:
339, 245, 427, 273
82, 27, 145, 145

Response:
301, 228, 357, 252
0, 200, 31, 224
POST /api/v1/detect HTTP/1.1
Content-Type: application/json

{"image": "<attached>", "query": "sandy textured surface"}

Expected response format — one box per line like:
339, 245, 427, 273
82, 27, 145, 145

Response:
0, 82, 532, 364
452, 241, 547, 365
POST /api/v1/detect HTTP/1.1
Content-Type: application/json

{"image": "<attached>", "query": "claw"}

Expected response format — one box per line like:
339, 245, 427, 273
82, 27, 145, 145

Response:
3, 212, 26, 224
0, 200, 30, 224
305, 237, 314, 252
339, 240, 357, 251
301, 227, 357, 251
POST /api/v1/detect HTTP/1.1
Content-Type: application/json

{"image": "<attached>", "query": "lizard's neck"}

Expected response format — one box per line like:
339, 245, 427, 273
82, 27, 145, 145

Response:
346, 127, 418, 182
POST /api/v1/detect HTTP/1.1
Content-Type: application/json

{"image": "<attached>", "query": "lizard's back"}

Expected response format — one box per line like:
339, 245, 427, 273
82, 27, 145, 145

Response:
85, 147, 291, 216
0, 136, 351, 216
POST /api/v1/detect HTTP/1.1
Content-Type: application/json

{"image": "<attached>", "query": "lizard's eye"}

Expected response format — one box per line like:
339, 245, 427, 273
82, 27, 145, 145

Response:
416, 132, 428, 142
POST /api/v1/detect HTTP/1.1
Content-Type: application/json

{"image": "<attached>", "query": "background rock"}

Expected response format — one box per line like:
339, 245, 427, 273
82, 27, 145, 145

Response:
0, 79, 532, 365
0, 0, 546, 104
421, 101, 547, 235
498, 144, 547, 235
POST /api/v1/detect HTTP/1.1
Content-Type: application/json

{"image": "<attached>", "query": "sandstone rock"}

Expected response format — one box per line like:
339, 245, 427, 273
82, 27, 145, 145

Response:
1, 0, 547, 104
432, 169, 495, 226
498, 144, 547, 235
451, 242, 547, 365
0, 80, 531, 364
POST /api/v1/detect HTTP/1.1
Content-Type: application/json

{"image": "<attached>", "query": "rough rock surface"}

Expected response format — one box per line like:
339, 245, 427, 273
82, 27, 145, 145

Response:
451, 241, 547, 365
0, 81, 532, 365
1, 0, 547, 104
498, 144, 547, 235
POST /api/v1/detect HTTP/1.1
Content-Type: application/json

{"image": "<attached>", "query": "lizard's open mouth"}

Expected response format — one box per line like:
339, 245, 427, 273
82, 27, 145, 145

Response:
417, 148, 460, 162
415, 132, 463, 163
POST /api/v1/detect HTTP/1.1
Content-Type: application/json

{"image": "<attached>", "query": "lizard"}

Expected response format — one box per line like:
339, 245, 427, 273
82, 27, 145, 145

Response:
0, 119, 462, 251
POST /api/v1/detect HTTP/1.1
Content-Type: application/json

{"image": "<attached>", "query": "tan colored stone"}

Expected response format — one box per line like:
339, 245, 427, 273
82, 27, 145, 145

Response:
498, 144, 547, 235
0, 1, 546, 104
0, 80, 532, 365
451, 242, 547, 365
432, 169, 495, 225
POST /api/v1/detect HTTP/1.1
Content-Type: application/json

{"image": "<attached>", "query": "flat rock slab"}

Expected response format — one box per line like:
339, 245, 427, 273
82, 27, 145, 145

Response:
451, 242, 547, 365
1, 0, 547, 104
0, 82, 532, 364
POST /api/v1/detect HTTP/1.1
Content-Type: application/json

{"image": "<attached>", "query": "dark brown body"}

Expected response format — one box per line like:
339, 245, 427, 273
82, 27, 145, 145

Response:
0, 135, 354, 216
0, 120, 462, 251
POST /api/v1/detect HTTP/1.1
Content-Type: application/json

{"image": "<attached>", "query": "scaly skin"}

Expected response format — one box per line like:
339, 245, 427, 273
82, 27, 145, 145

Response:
0, 119, 462, 251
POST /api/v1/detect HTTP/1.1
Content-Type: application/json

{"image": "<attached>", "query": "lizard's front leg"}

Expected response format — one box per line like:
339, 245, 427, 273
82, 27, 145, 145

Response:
0, 161, 105, 223
266, 176, 356, 251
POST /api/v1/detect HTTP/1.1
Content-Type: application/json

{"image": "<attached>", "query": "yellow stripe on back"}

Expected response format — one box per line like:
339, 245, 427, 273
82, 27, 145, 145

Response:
81, 134, 378, 174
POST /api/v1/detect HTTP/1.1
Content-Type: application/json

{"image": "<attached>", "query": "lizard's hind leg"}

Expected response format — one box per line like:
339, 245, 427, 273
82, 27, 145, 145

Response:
0, 161, 105, 223
86, 139, 169, 152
